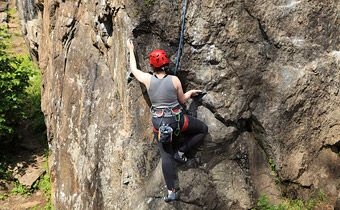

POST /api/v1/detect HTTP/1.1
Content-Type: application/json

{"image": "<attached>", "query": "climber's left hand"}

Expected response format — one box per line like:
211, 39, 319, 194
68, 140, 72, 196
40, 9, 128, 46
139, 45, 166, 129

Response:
190, 90, 203, 97
127, 39, 134, 51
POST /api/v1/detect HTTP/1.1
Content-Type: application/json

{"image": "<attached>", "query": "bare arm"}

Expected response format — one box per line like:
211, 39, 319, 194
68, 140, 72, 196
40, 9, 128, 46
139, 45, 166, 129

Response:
127, 39, 151, 87
172, 76, 202, 104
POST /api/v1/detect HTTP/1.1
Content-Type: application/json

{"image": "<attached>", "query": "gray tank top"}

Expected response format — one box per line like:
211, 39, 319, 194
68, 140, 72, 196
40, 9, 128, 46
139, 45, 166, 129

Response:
147, 75, 180, 108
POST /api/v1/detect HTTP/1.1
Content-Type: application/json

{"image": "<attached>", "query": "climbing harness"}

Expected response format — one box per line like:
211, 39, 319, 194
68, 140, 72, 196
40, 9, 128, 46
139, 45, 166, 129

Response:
152, 105, 189, 142
174, 0, 188, 75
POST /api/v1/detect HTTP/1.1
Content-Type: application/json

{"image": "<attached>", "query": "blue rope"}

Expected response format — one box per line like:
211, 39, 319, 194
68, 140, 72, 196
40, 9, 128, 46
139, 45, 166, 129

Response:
174, 0, 188, 75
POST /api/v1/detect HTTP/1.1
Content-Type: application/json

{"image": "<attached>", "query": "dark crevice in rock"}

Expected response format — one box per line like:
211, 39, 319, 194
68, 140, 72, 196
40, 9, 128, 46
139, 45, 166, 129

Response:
280, 180, 312, 189
236, 118, 252, 133
187, 42, 205, 50
132, 20, 167, 41
62, 24, 77, 74
203, 104, 236, 129
207, 59, 220, 66
57, 20, 77, 131
98, 14, 113, 37
61, 0, 81, 45
243, 6, 280, 49
281, 180, 312, 199
249, 115, 282, 178
330, 141, 340, 153
62, 17, 78, 69
62, 19, 77, 45
77, 0, 82, 7
321, 140, 340, 154
35, 1, 44, 12
97, 5, 124, 45
30, 44, 39, 61
249, 115, 270, 157
132, 20, 155, 37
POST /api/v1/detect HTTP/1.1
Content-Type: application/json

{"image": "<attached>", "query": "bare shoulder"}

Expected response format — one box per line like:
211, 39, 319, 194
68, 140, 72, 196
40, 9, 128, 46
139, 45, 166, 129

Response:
171, 75, 180, 82
171, 75, 181, 89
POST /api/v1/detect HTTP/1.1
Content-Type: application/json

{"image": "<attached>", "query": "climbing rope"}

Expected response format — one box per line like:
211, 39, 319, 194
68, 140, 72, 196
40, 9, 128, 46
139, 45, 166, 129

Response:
174, 0, 188, 75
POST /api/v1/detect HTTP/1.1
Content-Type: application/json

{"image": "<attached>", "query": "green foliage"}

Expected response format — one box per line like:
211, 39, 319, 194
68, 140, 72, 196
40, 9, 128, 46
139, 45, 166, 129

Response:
11, 182, 30, 196
0, 26, 11, 48
268, 159, 276, 173
7, 8, 17, 19
0, 193, 8, 200
0, 26, 45, 142
44, 199, 53, 210
255, 195, 285, 210
254, 192, 328, 210
39, 173, 52, 210
0, 163, 11, 180
33, 173, 51, 197
32, 161, 52, 210
0, 152, 13, 180
30, 205, 39, 210
0, 26, 33, 140
32, 173, 52, 209
21, 55, 46, 136
268, 159, 281, 184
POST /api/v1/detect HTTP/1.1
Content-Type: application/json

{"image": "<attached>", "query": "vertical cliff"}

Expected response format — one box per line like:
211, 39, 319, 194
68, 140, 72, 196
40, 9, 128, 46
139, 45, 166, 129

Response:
18, 0, 339, 209
16, 0, 42, 60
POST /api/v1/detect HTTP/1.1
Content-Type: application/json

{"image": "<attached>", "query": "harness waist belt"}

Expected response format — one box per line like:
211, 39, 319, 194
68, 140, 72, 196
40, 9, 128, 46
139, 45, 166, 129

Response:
151, 105, 182, 118
153, 114, 189, 133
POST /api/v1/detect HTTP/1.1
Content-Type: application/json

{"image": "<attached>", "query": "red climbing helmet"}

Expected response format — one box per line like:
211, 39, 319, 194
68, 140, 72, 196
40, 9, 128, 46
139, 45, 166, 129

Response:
149, 49, 169, 68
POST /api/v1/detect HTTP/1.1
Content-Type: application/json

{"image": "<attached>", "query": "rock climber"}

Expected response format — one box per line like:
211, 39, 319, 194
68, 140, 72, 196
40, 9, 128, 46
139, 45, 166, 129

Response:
126, 39, 208, 202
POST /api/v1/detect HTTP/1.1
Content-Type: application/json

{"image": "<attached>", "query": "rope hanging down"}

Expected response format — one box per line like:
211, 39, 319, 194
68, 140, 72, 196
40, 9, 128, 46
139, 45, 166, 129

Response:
174, 0, 188, 75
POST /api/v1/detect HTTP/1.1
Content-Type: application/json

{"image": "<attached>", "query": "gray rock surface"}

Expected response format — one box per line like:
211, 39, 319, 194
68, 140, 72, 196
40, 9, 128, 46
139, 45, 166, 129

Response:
12, 155, 46, 187
16, 0, 42, 61
0, 1, 8, 13
17, 0, 340, 209
0, 12, 7, 23
0, 1, 7, 25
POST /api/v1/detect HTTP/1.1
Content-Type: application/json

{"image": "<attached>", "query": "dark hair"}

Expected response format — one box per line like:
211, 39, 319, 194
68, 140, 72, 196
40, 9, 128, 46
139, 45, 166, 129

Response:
153, 65, 169, 72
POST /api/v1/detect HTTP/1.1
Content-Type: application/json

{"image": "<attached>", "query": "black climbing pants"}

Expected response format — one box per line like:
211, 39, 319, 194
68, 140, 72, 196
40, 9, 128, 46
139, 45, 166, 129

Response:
153, 114, 208, 190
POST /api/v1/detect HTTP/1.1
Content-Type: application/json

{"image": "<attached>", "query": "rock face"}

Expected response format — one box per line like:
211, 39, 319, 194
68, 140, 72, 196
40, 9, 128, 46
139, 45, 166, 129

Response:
18, 0, 339, 209
0, 0, 8, 26
16, 0, 43, 61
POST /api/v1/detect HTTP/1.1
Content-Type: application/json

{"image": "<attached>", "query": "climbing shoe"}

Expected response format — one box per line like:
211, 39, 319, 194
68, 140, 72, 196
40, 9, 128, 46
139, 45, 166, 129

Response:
164, 190, 177, 202
173, 151, 187, 163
